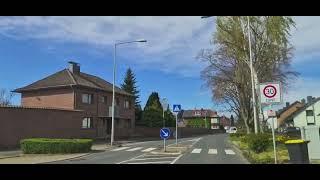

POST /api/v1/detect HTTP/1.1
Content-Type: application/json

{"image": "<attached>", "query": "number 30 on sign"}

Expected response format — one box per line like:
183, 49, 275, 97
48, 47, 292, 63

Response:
259, 82, 282, 104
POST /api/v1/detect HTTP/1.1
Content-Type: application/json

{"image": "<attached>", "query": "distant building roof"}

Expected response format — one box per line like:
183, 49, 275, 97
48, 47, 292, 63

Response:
283, 97, 320, 122
13, 69, 133, 96
180, 109, 218, 118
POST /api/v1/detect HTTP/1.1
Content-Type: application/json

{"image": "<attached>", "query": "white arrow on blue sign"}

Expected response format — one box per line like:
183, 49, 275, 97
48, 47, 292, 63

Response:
160, 128, 171, 139
173, 104, 181, 112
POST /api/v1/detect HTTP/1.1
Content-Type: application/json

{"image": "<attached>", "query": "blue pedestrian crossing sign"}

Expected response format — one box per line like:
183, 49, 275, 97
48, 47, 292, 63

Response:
173, 104, 181, 112
160, 128, 171, 139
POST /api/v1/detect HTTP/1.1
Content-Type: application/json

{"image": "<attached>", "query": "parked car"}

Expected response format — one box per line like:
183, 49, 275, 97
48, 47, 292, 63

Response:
227, 126, 237, 134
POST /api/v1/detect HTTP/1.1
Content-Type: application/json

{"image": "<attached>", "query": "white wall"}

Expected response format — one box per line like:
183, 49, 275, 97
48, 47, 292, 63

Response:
294, 100, 320, 128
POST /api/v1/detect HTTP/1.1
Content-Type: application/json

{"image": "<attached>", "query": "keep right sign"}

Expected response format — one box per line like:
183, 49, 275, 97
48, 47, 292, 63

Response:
259, 82, 282, 104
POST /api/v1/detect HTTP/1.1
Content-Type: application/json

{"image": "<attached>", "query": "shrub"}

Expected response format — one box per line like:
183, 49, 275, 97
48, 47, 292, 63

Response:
246, 134, 272, 153
20, 138, 93, 154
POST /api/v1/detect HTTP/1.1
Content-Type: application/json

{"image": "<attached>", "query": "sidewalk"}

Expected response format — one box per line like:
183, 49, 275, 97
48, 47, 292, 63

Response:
0, 143, 112, 164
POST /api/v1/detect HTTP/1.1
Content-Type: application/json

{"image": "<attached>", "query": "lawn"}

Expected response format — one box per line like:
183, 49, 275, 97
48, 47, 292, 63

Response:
230, 135, 289, 164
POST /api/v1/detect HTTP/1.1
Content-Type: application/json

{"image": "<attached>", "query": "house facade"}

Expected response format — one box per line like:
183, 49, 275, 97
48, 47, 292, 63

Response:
274, 101, 304, 130
178, 109, 220, 129
0, 61, 135, 148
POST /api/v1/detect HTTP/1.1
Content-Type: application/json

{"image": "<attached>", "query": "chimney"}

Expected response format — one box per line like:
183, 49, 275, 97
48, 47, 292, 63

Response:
286, 102, 290, 107
301, 99, 306, 105
307, 96, 313, 104
68, 61, 80, 74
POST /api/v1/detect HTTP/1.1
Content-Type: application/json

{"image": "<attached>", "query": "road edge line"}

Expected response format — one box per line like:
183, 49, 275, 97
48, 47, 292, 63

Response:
228, 140, 250, 164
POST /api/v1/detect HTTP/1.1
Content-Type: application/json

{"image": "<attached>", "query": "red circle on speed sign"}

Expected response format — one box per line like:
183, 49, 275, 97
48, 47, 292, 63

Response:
263, 85, 277, 98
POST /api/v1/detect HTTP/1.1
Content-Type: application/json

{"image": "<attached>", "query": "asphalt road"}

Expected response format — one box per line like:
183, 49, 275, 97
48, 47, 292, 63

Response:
49, 134, 248, 164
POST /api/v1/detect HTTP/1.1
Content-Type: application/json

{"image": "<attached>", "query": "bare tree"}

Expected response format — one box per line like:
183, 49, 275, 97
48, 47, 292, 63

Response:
199, 16, 298, 134
0, 88, 14, 105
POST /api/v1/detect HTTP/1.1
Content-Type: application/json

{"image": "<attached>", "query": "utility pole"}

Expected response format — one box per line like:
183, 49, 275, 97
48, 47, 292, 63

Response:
247, 16, 258, 134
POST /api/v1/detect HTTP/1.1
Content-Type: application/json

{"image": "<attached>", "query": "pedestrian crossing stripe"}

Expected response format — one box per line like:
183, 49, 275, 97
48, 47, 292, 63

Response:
191, 149, 202, 153
126, 147, 144, 151
208, 149, 217, 154
225, 149, 236, 155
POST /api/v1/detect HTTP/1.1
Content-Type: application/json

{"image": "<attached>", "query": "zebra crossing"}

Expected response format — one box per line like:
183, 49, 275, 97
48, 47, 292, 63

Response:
110, 146, 236, 155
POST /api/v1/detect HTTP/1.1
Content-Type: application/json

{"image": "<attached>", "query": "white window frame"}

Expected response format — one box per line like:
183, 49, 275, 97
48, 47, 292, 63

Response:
82, 117, 92, 129
124, 99, 130, 109
194, 111, 201, 116
82, 93, 93, 104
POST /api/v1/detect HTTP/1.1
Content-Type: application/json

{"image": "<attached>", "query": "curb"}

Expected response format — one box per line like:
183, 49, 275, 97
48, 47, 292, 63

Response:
37, 153, 91, 164
37, 146, 113, 164
228, 140, 250, 164
0, 155, 22, 160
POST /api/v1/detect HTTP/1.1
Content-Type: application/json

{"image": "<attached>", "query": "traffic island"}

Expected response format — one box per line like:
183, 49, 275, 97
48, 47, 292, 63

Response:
150, 145, 188, 155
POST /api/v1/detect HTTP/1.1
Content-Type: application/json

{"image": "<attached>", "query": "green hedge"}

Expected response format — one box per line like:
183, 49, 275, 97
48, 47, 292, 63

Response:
186, 118, 211, 128
20, 138, 93, 154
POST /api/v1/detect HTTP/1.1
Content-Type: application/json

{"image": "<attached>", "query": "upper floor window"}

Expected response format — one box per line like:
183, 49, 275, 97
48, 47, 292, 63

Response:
194, 111, 201, 116
124, 99, 131, 109
116, 97, 120, 106
306, 110, 314, 116
100, 96, 107, 104
82, 93, 93, 104
82, 117, 93, 129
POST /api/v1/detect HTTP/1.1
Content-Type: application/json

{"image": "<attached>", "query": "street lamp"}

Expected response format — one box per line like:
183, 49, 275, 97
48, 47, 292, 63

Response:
161, 98, 168, 127
201, 16, 259, 134
111, 39, 147, 146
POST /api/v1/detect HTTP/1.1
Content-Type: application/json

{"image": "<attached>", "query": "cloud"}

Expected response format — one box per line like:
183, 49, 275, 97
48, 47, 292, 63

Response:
0, 16, 319, 78
0, 16, 214, 77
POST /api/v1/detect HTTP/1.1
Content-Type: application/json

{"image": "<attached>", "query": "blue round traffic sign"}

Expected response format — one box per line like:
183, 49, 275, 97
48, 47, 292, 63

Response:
160, 128, 171, 139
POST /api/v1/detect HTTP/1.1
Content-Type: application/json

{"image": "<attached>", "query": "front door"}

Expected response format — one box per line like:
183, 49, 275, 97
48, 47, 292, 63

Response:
106, 118, 112, 135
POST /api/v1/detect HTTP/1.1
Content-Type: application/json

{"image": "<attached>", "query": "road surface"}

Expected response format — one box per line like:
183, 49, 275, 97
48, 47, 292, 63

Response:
48, 134, 248, 164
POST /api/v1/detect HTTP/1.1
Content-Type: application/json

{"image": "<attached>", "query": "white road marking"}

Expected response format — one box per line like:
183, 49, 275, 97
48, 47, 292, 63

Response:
191, 148, 202, 153
225, 149, 236, 155
170, 154, 184, 164
111, 147, 130, 151
126, 147, 143, 152
127, 161, 172, 164
134, 157, 177, 161
116, 154, 145, 164
141, 148, 156, 152
208, 149, 218, 154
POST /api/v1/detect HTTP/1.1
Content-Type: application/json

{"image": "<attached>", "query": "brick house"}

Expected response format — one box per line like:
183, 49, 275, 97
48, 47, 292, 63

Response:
219, 115, 231, 128
178, 109, 220, 129
1, 61, 135, 146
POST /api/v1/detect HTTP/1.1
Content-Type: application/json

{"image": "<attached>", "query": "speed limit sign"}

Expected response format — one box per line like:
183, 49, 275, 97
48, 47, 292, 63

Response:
259, 82, 281, 104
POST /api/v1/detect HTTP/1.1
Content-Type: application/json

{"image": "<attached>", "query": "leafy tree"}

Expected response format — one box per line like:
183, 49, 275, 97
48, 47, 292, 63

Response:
199, 16, 297, 134
121, 68, 142, 123
142, 92, 163, 127
164, 104, 175, 127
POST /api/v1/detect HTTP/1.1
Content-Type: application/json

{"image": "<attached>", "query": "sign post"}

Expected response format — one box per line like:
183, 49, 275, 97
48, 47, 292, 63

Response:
160, 128, 170, 152
260, 82, 281, 164
173, 104, 181, 146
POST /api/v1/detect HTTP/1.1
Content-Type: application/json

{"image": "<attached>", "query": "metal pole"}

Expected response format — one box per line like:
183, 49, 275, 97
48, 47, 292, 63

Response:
111, 44, 116, 146
164, 139, 166, 152
176, 113, 178, 145
247, 16, 258, 134
205, 110, 207, 128
163, 108, 165, 128
270, 103, 277, 164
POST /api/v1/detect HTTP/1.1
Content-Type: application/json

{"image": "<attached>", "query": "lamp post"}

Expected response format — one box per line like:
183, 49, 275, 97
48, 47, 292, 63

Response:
161, 98, 168, 128
111, 39, 147, 147
201, 16, 259, 134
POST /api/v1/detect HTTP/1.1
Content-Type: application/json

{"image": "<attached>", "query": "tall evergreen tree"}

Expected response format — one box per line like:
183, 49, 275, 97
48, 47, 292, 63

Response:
121, 68, 142, 123
165, 104, 175, 127
142, 92, 163, 127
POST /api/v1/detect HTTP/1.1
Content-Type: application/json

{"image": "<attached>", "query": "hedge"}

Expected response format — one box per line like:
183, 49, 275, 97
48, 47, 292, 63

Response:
20, 138, 93, 154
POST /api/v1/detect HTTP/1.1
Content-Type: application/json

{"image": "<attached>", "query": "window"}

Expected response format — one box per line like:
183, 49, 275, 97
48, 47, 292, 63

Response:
124, 99, 131, 109
100, 96, 107, 104
82, 93, 93, 104
116, 97, 120, 106
82, 117, 93, 129
306, 110, 314, 116
194, 111, 201, 116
